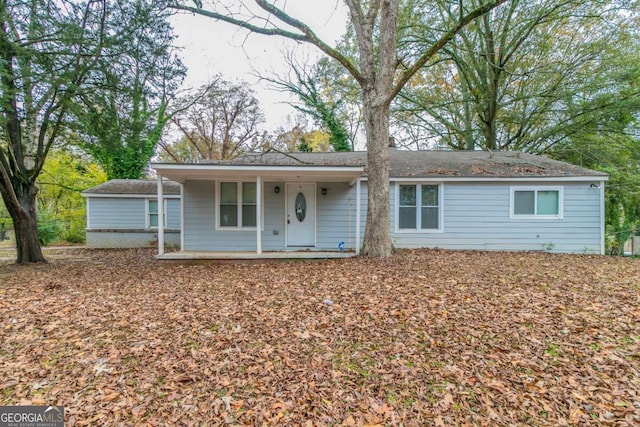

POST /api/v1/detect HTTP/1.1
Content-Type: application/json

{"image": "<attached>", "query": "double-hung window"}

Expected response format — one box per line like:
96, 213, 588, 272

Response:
510, 186, 563, 219
397, 183, 442, 231
218, 182, 257, 228
147, 199, 167, 228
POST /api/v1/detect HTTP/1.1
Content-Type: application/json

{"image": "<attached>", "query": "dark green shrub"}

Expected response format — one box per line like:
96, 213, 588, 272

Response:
37, 211, 62, 246
61, 222, 86, 244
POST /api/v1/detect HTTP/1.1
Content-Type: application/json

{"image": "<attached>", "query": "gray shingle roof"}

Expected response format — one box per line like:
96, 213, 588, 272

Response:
92, 152, 606, 195
82, 179, 180, 196
202, 150, 606, 178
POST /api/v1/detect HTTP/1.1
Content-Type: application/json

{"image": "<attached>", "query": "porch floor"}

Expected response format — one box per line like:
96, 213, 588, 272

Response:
156, 250, 356, 261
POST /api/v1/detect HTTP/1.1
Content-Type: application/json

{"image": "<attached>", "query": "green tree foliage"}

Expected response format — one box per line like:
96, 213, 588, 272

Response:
36, 149, 106, 244
0, 0, 107, 263
158, 77, 264, 162
394, 0, 640, 152
76, 1, 185, 179
265, 56, 354, 151
550, 137, 640, 255
546, 43, 640, 254
0, 197, 9, 241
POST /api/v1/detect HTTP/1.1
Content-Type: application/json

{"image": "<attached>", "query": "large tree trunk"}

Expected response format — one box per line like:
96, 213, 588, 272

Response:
481, 14, 499, 151
361, 91, 393, 257
2, 183, 46, 264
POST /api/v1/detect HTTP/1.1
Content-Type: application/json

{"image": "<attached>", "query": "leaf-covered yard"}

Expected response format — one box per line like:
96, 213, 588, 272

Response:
0, 249, 639, 426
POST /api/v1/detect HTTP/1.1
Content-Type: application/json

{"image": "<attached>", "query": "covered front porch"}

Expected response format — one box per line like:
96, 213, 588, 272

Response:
152, 162, 365, 259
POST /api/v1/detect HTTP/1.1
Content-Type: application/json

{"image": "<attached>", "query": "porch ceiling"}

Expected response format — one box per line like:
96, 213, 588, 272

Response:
152, 164, 365, 184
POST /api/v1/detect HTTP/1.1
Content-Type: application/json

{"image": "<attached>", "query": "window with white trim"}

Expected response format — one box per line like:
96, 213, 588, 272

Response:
510, 186, 563, 219
218, 182, 257, 228
397, 183, 441, 231
147, 199, 167, 228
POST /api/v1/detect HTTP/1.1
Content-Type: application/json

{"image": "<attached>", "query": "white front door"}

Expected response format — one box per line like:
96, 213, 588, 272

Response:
286, 183, 315, 247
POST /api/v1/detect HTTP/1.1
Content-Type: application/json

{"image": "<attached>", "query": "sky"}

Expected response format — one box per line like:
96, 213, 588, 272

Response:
169, 2, 349, 131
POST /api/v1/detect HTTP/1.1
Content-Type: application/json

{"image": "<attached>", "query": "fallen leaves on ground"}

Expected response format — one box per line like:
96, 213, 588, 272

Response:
1, 248, 639, 426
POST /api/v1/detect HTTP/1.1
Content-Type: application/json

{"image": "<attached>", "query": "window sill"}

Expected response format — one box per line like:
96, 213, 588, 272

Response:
395, 228, 444, 234
215, 227, 261, 231
509, 215, 563, 220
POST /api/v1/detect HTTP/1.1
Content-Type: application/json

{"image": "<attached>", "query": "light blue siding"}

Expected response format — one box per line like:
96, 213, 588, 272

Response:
182, 180, 362, 252
166, 199, 180, 229
180, 179, 603, 254
262, 182, 286, 250
87, 197, 180, 230
86, 196, 181, 249
316, 182, 359, 250
88, 198, 146, 229
388, 181, 602, 253
183, 180, 257, 251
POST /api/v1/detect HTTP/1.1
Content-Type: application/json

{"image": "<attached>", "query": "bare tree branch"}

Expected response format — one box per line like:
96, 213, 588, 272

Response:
169, 1, 365, 84
390, 0, 509, 102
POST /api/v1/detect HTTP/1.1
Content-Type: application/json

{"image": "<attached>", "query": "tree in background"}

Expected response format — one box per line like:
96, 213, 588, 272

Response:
264, 55, 354, 152
170, 0, 508, 257
394, 0, 640, 151
158, 77, 264, 162
546, 41, 640, 254
0, 196, 9, 241
36, 149, 106, 245
0, 0, 107, 263
390, 0, 640, 253
266, 114, 335, 153
553, 138, 640, 255
76, 0, 185, 179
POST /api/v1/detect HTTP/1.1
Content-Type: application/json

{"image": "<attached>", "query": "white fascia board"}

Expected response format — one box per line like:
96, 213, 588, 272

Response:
152, 164, 364, 174
385, 176, 608, 183
81, 193, 181, 199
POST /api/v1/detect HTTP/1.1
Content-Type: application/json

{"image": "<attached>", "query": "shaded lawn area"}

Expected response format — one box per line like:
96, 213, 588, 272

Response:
0, 249, 639, 426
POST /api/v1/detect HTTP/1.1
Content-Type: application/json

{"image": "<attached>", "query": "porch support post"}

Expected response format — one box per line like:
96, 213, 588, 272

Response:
256, 176, 262, 254
355, 177, 361, 255
157, 174, 165, 256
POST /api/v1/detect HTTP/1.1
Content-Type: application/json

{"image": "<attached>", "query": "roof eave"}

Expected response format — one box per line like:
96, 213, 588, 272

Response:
151, 163, 366, 184
386, 175, 608, 182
